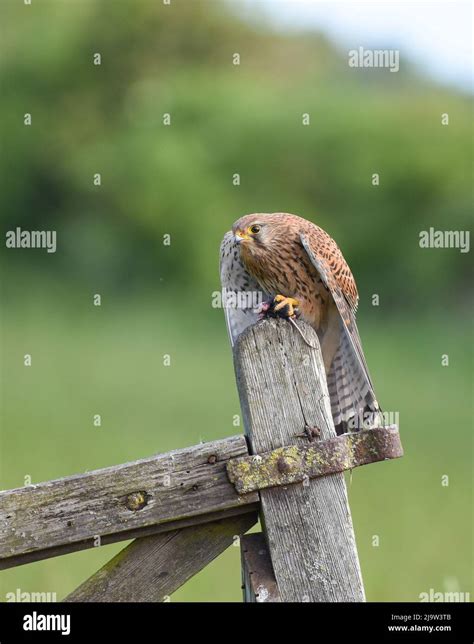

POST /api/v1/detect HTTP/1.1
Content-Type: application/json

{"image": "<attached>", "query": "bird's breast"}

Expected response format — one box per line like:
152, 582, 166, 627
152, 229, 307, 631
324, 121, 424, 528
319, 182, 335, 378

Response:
240, 243, 330, 330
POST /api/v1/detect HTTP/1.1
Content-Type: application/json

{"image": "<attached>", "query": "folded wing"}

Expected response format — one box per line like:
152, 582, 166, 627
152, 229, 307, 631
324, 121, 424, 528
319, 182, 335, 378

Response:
300, 232, 382, 432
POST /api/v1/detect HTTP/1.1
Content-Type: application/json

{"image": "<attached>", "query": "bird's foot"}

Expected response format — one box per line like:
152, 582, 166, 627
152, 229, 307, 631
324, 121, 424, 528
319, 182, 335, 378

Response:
273, 294, 300, 318
258, 295, 299, 320
257, 295, 317, 349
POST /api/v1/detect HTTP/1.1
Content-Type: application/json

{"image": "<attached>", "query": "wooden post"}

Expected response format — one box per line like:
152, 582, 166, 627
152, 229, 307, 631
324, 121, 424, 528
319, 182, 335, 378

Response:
234, 318, 365, 602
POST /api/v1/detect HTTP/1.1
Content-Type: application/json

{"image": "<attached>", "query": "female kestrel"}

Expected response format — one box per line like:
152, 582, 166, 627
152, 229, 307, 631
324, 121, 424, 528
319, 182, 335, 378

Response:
220, 212, 381, 434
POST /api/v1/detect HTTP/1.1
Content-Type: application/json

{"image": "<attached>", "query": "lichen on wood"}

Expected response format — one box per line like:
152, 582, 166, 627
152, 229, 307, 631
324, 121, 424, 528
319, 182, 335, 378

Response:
227, 426, 403, 494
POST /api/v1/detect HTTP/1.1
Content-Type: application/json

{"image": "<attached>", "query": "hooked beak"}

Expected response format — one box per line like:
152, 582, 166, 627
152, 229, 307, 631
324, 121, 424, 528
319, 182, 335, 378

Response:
234, 230, 250, 244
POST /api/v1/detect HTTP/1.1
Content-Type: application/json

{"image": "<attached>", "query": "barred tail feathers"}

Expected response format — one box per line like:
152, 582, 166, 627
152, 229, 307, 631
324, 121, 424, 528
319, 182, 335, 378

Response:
327, 327, 382, 435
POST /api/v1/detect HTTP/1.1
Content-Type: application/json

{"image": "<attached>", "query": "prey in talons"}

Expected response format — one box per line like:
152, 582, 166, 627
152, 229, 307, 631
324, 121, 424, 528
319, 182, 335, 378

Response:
257, 294, 300, 320
257, 295, 318, 349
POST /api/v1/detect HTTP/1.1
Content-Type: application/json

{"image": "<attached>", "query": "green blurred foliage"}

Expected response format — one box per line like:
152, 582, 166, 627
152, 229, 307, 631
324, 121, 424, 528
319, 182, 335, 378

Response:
1, 0, 472, 306
0, 0, 472, 603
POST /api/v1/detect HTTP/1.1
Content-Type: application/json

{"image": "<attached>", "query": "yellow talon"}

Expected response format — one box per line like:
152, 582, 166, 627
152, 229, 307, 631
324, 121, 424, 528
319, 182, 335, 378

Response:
273, 295, 299, 318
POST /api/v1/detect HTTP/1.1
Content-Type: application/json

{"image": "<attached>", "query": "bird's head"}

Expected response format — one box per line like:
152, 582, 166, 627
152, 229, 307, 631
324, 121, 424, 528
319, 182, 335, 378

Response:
232, 213, 291, 257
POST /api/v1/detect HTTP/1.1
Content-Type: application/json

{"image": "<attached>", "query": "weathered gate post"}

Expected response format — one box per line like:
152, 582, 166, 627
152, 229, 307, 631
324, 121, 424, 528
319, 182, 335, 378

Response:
233, 318, 365, 602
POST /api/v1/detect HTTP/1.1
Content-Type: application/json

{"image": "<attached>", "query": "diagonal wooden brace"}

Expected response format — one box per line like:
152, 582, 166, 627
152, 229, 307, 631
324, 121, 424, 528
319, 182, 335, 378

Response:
226, 425, 403, 495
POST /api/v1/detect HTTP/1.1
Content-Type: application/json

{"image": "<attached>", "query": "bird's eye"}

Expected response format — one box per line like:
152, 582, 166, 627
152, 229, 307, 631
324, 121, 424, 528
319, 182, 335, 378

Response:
249, 225, 261, 234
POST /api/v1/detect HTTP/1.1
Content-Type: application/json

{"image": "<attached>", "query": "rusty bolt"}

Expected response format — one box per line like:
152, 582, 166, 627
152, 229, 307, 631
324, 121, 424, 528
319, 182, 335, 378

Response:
125, 491, 148, 511
207, 454, 217, 464
308, 426, 321, 439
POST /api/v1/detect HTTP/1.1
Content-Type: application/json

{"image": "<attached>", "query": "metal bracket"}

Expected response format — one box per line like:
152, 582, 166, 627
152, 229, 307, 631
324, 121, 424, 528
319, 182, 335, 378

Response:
226, 426, 403, 494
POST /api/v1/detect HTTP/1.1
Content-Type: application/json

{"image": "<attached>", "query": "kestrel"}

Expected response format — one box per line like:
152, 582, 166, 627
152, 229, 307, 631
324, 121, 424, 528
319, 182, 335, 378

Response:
220, 212, 381, 434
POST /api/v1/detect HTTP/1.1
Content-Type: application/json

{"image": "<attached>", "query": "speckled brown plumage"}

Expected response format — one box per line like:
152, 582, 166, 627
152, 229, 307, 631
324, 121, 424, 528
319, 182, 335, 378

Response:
220, 212, 381, 433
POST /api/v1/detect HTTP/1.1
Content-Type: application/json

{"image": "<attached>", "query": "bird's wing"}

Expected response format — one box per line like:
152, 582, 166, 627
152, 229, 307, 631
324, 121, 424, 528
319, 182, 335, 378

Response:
219, 231, 269, 346
300, 230, 380, 431
300, 230, 373, 387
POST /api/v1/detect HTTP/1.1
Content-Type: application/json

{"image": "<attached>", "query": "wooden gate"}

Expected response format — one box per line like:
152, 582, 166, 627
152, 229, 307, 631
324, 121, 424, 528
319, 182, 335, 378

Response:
0, 319, 402, 601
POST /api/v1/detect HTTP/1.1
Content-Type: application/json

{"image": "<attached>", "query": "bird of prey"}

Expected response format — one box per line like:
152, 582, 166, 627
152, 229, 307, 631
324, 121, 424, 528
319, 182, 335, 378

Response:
220, 212, 381, 434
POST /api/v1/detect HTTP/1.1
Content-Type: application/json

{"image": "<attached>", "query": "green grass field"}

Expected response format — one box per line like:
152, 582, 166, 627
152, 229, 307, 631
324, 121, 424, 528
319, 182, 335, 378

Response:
1, 285, 471, 602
